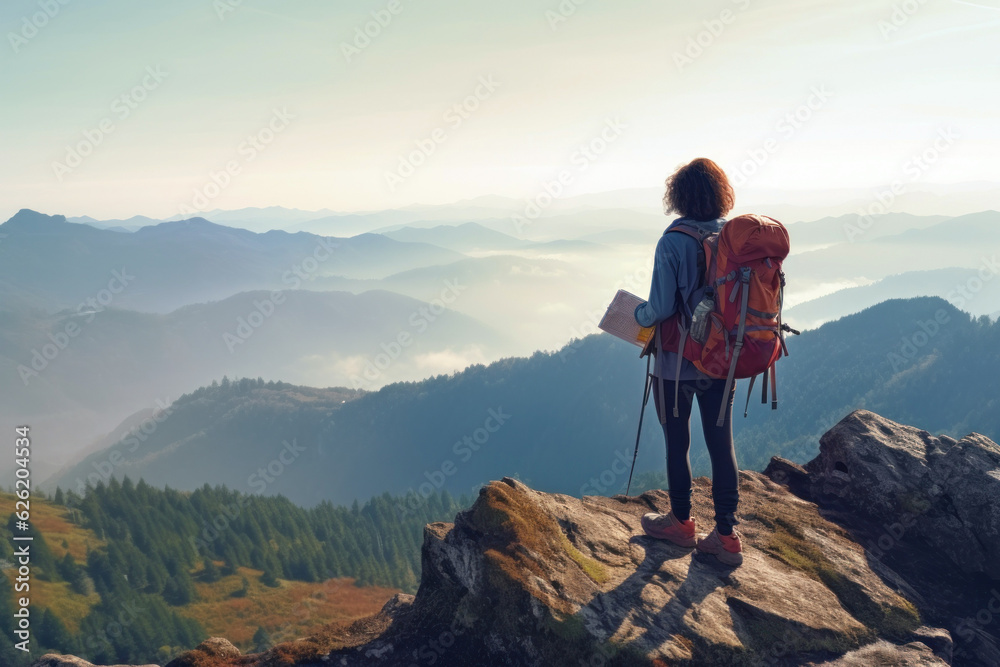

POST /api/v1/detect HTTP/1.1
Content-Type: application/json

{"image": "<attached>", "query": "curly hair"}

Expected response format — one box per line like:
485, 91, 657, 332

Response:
663, 158, 735, 221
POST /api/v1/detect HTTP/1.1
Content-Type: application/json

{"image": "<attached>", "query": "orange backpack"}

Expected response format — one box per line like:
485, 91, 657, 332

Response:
655, 214, 797, 426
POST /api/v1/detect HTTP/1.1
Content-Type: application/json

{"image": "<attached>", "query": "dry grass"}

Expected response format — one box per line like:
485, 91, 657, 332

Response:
180, 567, 399, 650
0, 493, 103, 632
0, 491, 104, 561
464, 480, 606, 618
0, 493, 397, 655
14, 577, 99, 633
758, 516, 920, 643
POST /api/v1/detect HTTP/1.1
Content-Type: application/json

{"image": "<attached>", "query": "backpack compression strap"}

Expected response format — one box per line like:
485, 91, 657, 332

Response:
717, 267, 751, 427
662, 224, 714, 420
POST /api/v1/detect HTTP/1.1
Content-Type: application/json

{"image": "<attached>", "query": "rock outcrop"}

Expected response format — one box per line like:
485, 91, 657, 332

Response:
766, 410, 1000, 665
806, 410, 1000, 579
163, 638, 242, 666
30, 656, 157, 667
308, 471, 941, 667
32, 410, 1000, 666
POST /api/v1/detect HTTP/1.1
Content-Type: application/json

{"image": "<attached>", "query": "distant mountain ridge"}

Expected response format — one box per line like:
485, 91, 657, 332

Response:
2, 288, 505, 477
0, 210, 465, 313
55, 181, 1000, 236
47, 297, 1000, 508
785, 267, 1000, 329
784, 209, 1000, 299
382, 222, 528, 252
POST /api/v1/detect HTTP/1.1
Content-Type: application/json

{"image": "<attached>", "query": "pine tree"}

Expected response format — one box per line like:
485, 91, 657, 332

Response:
252, 626, 271, 652
221, 548, 238, 576
260, 566, 279, 588
201, 557, 221, 583
232, 575, 250, 598
162, 568, 196, 605
37, 608, 78, 655
57, 552, 77, 580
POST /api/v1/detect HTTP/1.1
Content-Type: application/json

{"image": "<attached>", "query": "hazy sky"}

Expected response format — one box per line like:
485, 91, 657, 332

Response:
1, 0, 999, 220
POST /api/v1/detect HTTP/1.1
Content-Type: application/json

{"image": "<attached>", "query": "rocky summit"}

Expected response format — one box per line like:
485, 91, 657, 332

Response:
33, 410, 1000, 666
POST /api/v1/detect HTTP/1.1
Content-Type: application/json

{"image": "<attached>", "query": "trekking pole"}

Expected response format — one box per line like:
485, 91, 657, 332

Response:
625, 352, 653, 497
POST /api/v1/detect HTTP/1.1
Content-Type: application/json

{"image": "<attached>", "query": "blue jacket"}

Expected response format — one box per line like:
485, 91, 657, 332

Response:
634, 217, 726, 380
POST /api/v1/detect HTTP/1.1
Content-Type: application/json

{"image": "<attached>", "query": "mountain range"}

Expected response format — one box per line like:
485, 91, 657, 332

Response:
37, 410, 1000, 666
47, 297, 1000, 509
0, 210, 464, 313
59, 182, 1000, 237
5, 204, 999, 498
1, 288, 505, 480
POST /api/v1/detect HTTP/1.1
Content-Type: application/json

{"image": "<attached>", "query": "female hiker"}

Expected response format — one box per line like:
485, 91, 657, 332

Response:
633, 157, 743, 567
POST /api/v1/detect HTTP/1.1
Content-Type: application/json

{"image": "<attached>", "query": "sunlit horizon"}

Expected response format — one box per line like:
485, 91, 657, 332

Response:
2, 0, 999, 220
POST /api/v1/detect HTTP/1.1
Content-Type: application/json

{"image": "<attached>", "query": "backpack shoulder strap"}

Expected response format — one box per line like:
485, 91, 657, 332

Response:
664, 222, 715, 243
665, 223, 714, 286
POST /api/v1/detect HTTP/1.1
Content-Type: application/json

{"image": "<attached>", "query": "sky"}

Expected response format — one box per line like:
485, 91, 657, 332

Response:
1, 0, 999, 220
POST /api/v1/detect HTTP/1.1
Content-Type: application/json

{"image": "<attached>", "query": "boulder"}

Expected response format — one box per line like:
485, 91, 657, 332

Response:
164, 637, 240, 667
320, 473, 932, 665
816, 639, 948, 666
766, 410, 1000, 665
804, 410, 1000, 579
31, 656, 157, 667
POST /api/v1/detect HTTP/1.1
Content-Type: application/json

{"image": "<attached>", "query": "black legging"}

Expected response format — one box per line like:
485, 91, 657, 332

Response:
652, 376, 740, 534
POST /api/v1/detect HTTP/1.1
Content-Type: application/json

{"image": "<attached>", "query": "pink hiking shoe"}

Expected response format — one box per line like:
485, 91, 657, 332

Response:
696, 528, 743, 567
640, 511, 697, 547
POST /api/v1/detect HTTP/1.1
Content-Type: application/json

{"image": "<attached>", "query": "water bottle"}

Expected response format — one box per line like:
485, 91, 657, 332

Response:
689, 291, 715, 344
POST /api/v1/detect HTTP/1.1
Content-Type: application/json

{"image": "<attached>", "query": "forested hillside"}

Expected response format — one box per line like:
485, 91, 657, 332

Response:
733, 296, 1000, 469
0, 482, 466, 665
50, 297, 1000, 506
